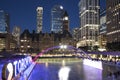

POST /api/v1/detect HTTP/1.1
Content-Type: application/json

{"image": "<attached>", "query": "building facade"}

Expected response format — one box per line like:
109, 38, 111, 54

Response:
0, 9, 10, 33
106, 0, 120, 51
99, 10, 107, 50
36, 7, 43, 33
20, 30, 54, 53
51, 5, 65, 33
0, 33, 17, 52
19, 29, 74, 53
78, 0, 100, 50
0, 9, 16, 52
73, 28, 80, 41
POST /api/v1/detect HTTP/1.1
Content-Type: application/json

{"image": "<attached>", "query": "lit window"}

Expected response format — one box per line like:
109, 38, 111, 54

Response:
21, 50, 24, 52
21, 40, 24, 42
107, 30, 120, 35
27, 45, 30, 48
21, 46, 24, 48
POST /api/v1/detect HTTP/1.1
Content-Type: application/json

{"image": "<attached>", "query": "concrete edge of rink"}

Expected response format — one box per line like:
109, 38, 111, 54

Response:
19, 62, 36, 80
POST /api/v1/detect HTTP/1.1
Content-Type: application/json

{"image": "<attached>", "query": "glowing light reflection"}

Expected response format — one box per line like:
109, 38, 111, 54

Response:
45, 62, 48, 67
83, 59, 103, 70
58, 66, 71, 80
62, 60, 65, 66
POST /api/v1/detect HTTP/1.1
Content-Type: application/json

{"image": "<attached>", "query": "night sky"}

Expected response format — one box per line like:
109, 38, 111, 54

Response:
0, 0, 106, 33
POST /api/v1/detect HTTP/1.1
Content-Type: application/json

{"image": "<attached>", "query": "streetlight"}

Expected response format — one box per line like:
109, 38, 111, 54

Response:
60, 45, 67, 49
60, 45, 67, 57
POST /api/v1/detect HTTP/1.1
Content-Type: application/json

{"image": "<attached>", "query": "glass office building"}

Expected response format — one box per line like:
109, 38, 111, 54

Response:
0, 9, 9, 33
100, 11, 106, 35
51, 5, 65, 33
99, 10, 107, 49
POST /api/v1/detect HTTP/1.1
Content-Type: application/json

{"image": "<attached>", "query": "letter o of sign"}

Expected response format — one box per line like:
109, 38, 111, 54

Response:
2, 63, 14, 80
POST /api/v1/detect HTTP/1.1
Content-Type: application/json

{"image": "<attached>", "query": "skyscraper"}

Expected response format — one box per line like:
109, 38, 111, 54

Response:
78, 0, 100, 50
0, 9, 9, 33
51, 5, 65, 33
106, 0, 120, 50
36, 7, 43, 33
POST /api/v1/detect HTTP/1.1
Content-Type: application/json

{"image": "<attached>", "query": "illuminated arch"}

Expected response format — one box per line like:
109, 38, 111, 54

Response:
33, 45, 91, 62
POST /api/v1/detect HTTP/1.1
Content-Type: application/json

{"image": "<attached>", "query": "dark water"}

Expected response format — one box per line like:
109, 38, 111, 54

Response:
28, 59, 120, 80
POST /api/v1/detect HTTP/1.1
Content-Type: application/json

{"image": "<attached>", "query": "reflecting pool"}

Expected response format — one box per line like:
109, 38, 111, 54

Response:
28, 58, 120, 80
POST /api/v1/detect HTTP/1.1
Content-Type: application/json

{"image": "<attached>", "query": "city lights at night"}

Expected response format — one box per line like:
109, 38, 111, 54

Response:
0, 0, 120, 80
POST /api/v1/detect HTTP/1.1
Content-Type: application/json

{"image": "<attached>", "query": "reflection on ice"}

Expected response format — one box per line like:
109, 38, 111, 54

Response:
58, 66, 71, 80
83, 59, 103, 70
83, 59, 102, 80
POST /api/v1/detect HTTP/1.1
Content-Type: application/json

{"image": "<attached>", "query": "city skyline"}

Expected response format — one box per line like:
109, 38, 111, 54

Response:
0, 0, 106, 33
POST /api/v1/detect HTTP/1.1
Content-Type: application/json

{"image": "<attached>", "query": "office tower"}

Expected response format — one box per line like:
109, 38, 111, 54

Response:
106, 0, 120, 50
78, 0, 100, 50
100, 11, 106, 35
36, 7, 43, 33
51, 5, 65, 33
63, 11, 69, 31
99, 10, 107, 49
0, 9, 10, 33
